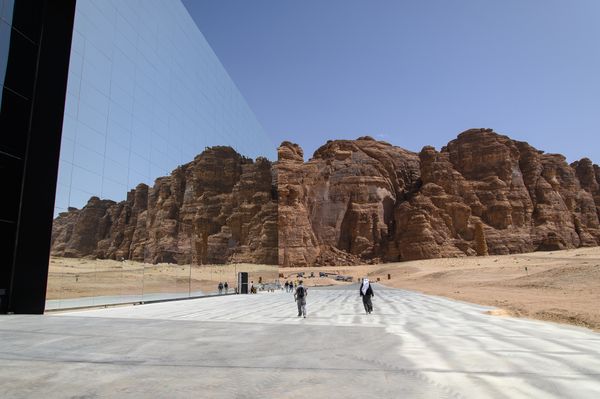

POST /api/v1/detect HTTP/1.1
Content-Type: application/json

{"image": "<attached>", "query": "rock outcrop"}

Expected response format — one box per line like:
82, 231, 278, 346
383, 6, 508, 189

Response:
51, 147, 278, 265
277, 137, 421, 266
53, 129, 600, 267
278, 129, 600, 266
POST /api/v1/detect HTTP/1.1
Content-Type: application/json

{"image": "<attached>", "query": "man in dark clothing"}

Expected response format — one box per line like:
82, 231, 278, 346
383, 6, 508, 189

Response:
359, 278, 374, 314
294, 280, 308, 318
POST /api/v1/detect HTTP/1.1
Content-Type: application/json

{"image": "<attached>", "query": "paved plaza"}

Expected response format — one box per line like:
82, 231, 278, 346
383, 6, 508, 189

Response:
1, 284, 600, 398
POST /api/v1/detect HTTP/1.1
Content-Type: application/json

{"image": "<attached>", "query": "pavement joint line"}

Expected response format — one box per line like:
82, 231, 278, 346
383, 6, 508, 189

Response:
4, 354, 598, 378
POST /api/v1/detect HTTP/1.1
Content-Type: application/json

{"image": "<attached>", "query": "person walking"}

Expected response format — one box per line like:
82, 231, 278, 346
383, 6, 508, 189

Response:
218, 282, 223, 295
294, 280, 308, 318
360, 278, 374, 314
224, 281, 228, 293
284, 281, 289, 292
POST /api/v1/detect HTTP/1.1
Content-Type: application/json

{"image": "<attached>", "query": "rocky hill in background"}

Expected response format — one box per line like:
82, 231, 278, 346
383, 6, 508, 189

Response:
52, 129, 600, 267
278, 129, 600, 266
51, 146, 278, 265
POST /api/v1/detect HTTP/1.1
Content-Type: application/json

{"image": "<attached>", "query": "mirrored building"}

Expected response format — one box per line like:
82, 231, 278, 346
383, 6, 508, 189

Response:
56, 0, 274, 213
0, 0, 277, 313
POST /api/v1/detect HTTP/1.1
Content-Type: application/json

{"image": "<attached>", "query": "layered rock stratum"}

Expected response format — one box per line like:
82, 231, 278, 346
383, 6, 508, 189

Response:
278, 129, 600, 266
52, 129, 600, 267
51, 147, 278, 265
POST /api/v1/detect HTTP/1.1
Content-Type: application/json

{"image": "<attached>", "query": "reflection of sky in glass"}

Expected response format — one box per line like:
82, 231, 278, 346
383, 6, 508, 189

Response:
0, 0, 15, 105
55, 0, 273, 214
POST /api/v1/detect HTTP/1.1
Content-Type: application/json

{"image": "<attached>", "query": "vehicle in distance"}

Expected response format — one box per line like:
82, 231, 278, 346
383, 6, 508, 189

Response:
319, 272, 337, 277
335, 275, 353, 282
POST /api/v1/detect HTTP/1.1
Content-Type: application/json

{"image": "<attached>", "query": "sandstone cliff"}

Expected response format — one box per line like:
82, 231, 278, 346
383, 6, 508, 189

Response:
52, 129, 600, 267
51, 147, 278, 265
278, 129, 600, 266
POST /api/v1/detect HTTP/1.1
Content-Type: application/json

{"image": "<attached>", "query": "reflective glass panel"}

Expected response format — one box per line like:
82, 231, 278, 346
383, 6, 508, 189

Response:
47, 0, 278, 310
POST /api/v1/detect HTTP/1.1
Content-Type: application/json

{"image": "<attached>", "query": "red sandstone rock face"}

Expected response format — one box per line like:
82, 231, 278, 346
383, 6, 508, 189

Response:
277, 137, 421, 266
573, 158, 600, 222
277, 129, 600, 266
51, 147, 278, 265
53, 130, 600, 267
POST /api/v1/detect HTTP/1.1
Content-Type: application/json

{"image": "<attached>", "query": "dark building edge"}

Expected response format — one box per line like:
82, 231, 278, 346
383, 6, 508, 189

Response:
1, 0, 76, 314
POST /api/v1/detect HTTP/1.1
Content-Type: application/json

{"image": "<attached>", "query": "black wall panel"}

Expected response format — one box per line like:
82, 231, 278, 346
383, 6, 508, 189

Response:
0, 0, 76, 313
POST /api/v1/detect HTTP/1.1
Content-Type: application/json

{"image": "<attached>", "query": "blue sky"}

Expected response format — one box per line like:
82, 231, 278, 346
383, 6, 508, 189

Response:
183, 0, 600, 163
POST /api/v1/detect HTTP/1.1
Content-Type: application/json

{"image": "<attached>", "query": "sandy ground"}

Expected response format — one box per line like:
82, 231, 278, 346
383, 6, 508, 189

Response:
283, 247, 600, 331
47, 257, 277, 300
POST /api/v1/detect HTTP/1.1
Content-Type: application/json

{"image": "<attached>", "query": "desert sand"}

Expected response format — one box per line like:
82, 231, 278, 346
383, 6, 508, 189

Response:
284, 247, 600, 331
47, 257, 277, 301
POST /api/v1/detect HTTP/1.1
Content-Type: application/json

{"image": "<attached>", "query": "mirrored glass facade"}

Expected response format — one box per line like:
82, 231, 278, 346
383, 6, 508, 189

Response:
0, 0, 15, 105
47, 0, 278, 310
55, 0, 273, 213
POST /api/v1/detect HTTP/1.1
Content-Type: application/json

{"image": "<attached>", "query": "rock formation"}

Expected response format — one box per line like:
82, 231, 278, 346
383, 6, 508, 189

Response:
52, 129, 600, 267
51, 146, 278, 265
278, 129, 600, 266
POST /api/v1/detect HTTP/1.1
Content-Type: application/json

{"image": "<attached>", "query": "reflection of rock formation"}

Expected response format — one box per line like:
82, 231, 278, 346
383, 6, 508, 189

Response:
278, 129, 600, 266
51, 147, 278, 265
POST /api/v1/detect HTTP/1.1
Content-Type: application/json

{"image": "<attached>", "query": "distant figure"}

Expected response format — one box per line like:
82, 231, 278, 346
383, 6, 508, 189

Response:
218, 282, 223, 294
360, 278, 374, 314
250, 280, 255, 294
284, 281, 289, 292
294, 280, 308, 318
224, 281, 229, 293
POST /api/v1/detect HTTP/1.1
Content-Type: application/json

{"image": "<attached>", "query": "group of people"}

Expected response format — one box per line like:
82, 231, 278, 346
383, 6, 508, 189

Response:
217, 281, 229, 294
219, 277, 374, 317
283, 281, 298, 293
290, 277, 375, 318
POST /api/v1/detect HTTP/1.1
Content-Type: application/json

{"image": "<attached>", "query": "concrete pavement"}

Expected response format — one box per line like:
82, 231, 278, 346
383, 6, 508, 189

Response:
1, 284, 599, 398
